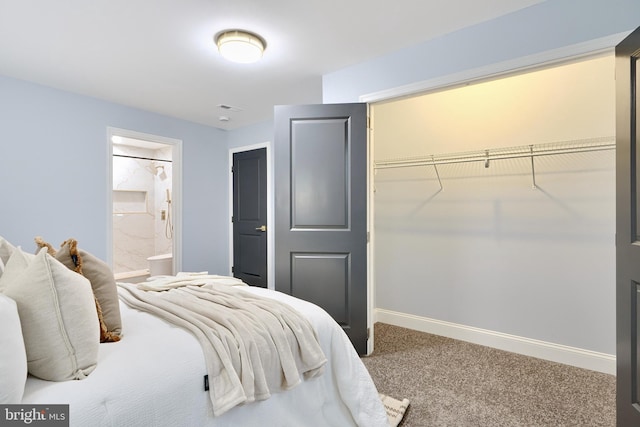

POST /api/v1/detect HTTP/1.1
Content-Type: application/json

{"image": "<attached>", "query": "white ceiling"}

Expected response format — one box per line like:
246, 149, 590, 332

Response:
0, 0, 545, 130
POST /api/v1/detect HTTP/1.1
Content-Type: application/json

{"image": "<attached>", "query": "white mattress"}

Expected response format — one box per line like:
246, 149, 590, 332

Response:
22, 287, 389, 427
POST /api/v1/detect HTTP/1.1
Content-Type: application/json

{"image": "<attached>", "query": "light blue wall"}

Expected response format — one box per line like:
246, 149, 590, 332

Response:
323, 0, 640, 103
0, 74, 230, 274
227, 120, 273, 150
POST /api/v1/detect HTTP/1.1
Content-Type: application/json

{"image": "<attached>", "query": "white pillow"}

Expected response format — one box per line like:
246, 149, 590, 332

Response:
0, 255, 4, 278
0, 248, 99, 381
0, 294, 27, 403
0, 247, 34, 292
0, 247, 30, 292
0, 235, 16, 266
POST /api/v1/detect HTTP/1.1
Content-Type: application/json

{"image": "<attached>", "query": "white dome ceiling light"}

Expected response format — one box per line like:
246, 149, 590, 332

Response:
215, 30, 266, 64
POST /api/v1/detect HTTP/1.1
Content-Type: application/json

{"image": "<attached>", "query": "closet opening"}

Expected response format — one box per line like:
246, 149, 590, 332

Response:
369, 52, 616, 373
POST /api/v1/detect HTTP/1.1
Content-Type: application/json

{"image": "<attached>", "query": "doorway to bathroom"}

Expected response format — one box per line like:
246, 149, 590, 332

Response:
107, 127, 182, 281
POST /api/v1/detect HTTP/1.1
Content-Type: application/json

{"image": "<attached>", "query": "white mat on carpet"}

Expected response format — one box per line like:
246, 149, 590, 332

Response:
380, 393, 410, 427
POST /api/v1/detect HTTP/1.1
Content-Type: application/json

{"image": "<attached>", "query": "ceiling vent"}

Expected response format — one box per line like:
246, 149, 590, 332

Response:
216, 104, 243, 112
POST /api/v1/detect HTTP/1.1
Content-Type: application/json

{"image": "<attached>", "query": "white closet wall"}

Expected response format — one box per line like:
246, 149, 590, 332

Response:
372, 54, 615, 357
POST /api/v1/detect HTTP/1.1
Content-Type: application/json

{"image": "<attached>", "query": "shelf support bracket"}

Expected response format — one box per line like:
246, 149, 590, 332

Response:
529, 145, 537, 190
432, 155, 443, 191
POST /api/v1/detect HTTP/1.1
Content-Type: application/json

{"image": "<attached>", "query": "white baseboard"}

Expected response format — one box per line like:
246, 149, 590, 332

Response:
375, 309, 615, 375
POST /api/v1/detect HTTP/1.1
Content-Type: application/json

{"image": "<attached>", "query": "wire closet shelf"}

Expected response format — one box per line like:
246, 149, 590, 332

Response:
373, 135, 615, 190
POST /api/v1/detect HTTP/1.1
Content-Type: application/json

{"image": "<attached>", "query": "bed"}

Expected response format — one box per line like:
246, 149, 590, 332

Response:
0, 236, 389, 427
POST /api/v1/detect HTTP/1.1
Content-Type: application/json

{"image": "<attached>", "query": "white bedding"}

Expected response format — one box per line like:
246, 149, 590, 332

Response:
21, 286, 389, 427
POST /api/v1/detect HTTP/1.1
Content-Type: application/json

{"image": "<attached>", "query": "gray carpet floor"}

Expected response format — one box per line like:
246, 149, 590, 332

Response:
361, 323, 615, 427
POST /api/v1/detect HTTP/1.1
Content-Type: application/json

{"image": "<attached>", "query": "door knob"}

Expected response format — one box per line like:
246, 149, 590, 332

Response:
255, 225, 267, 232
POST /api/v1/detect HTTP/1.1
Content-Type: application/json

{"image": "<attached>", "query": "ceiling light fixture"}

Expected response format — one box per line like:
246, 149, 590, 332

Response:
215, 30, 266, 64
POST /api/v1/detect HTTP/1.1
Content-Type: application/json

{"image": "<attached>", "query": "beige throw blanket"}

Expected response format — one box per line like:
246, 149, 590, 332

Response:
117, 279, 327, 416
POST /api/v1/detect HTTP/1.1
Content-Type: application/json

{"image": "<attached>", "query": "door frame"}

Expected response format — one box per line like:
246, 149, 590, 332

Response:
106, 126, 183, 274
228, 141, 274, 289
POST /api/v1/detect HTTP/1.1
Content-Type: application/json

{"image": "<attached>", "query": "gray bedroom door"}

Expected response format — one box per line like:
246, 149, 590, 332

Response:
232, 148, 268, 287
274, 103, 368, 355
616, 26, 640, 427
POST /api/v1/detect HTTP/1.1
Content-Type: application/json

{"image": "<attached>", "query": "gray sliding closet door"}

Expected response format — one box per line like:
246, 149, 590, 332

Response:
616, 25, 640, 427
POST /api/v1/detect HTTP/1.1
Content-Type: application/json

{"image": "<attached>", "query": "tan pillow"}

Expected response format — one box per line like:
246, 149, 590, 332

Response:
0, 248, 99, 381
35, 237, 122, 342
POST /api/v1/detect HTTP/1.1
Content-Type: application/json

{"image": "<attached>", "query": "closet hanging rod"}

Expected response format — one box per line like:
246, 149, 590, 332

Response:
374, 137, 615, 170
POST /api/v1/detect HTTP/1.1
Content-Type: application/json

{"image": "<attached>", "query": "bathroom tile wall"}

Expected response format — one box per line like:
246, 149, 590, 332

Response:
112, 144, 172, 274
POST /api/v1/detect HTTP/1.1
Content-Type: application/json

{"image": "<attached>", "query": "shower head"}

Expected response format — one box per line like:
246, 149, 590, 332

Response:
154, 165, 168, 180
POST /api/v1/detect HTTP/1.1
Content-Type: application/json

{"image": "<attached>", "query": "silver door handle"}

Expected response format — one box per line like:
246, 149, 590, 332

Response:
255, 225, 266, 232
